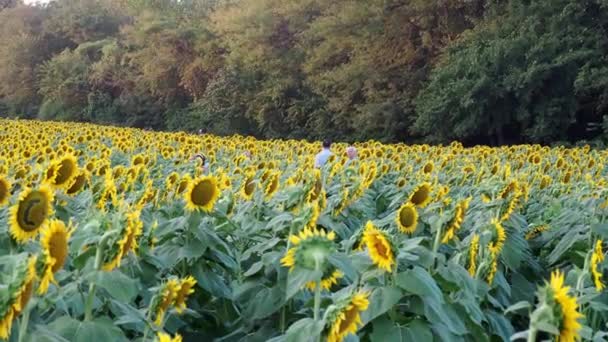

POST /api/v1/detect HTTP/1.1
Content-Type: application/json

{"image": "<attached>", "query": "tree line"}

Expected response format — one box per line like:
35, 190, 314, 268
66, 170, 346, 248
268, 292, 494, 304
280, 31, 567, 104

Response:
1, 0, 607, 145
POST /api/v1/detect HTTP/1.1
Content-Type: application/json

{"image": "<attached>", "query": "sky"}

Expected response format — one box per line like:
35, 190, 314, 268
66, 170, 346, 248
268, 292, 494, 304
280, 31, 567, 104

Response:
23, 0, 54, 5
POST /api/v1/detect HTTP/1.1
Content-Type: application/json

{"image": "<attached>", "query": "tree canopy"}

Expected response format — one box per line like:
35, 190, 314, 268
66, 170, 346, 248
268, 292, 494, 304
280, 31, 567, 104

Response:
1, 0, 607, 145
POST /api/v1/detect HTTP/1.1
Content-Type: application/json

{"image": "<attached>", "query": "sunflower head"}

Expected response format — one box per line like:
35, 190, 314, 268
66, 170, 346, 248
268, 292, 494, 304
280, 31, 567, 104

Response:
240, 173, 256, 200
48, 154, 79, 189
533, 271, 583, 342
184, 176, 220, 212
66, 170, 89, 195
9, 185, 54, 243
362, 221, 395, 272
395, 202, 418, 234
487, 218, 506, 255
174, 276, 197, 314
38, 219, 72, 294
281, 228, 336, 271
326, 291, 370, 342
0, 176, 10, 206
409, 182, 432, 208
157, 332, 182, 342
152, 278, 181, 326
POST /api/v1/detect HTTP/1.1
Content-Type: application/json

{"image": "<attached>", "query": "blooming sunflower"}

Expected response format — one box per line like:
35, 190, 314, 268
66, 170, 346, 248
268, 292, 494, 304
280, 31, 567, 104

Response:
184, 176, 220, 212
395, 202, 418, 234
409, 182, 432, 208
157, 332, 182, 342
326, 291, 370, 342
9, 185, 55, 243
66, 170, 88, 195
103, 210, 143, 271
240, 173, 256, 201
38, 220, 72, 294
48, 154, 79, 189
264, 171, 280, 199
0, 176, 10, 206
591, 240, 605, 292
174, 276, 197, 314
307, 169, 323, 203
281, 227, 336, 272
362, 221, 394, 272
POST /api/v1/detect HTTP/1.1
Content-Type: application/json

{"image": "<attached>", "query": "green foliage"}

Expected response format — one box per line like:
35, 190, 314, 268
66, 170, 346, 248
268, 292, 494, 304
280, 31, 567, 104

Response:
1, 0, 608, 144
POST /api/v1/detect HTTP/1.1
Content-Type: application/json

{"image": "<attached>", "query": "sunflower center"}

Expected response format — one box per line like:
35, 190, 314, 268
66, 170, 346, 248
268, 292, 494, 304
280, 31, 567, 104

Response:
244, 178, 255, 196
0, 180, 8, 203
17, 280, 34, 315
399, 207, 415, 227
190, 179, 215, 206
410, 187, 429, 206
373, 238, 388, 258
54, 158, 76, 185
49, 231, 69, 273
67, 174, 86, 194
17, 191, 50, 232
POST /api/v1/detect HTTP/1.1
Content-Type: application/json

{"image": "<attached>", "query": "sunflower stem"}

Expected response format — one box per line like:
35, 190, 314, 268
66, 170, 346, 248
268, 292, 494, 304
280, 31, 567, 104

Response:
280, 222, 297, 333
526, 327, 537, 342
18, 301, 32, 342
431, 220, 444, 272
142, 294, 158, 341
313, 259, 322, 322
85, 231, 114, 321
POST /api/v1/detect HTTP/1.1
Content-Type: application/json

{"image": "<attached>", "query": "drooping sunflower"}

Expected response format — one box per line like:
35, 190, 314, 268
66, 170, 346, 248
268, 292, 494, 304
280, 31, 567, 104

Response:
361, 221, 394, 272
539, 175, 552, 190
103, 210, 143, 271
525, 224, 549, 240
408, 182, 432, 208
395, 202, 418, 234
264, 171, 280, 199
9, 185, 55, 243
591, 240, 605, 292
38, 220, 72, 294
326, 291, 370, 342
307, 169, 323, 203
304, 269, 343, 291
468, 234, 480, 277
184, 176, 220, 212
442, 197, 471, 243
543, 271, 584, 342
174, 276, 197, 314
0, 176, 10, 206
152, 279, 181, 326
0, 255, 37, 340
487, 218, 506, 255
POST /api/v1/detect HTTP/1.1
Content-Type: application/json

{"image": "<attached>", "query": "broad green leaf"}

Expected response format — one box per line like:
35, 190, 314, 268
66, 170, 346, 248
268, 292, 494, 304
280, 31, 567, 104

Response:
396, 266, 443, 303
284, 318, 324, 342
361, 286, 403, 323
86, 270, 139, 302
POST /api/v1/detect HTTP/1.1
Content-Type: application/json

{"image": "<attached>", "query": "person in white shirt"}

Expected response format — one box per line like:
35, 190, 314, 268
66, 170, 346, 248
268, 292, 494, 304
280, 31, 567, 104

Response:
190, 153, 209, 174
314, 139, 332, 168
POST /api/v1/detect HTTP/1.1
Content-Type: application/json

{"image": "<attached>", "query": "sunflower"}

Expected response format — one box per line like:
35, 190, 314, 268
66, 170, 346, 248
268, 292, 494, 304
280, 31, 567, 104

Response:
396, 177, 406, 188
9, 185, 55, 243
525, 225, 549, 240
66, 170, 88, 195
545, 271, 583, 342
48, 154, 78, 189
0, 256, 37, 340
153, 279, 181, 326
362, 221, 394, 272
307, 169, 323, 202
539, 175, 552, 190
442, 197, 471, 243
500, 191, 521, 222
468, 234, 480, 277
591, 240, 605, 292
486, 251, 498, 285
157, 332, 182, 342
395, 202, 418, 234
0, 176, 10, 206
103, 210, 143, 271
409, 182, 432, 208
281, 227, 336, 272
264, 171, 280, 199
499, 181, 519, 199
305, 269, 343, 291
487, 218, 506, 255
38, 220, 72, 294
422, 161, 434, 174
326, 291, 370, 342
240, 173, 256, 200
174, 276, 197, 314
184, 176, 220, 212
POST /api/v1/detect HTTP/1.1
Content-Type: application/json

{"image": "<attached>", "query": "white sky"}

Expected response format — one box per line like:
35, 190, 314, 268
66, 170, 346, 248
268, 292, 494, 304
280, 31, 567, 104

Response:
23, 0, 54, 5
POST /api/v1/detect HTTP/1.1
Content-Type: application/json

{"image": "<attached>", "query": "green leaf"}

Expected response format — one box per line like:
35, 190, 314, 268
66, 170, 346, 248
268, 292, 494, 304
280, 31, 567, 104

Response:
424, 299, 467, 335
486, 310, 515, 341
46, 317, 127, 342
193, 264, 231, 299
361, 286, 403, 323
286, 268, 322, 300
592, 223, 608, 239
396, 266, 443, 303
243, 261, 264, 277
87, 270, 139, 302
285, 318, 324, 342
504, 301, 531, 314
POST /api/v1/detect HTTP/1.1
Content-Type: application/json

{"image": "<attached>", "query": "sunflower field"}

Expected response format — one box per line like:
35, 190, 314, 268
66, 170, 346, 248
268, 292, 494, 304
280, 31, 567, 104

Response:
1, 118, 608, 342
